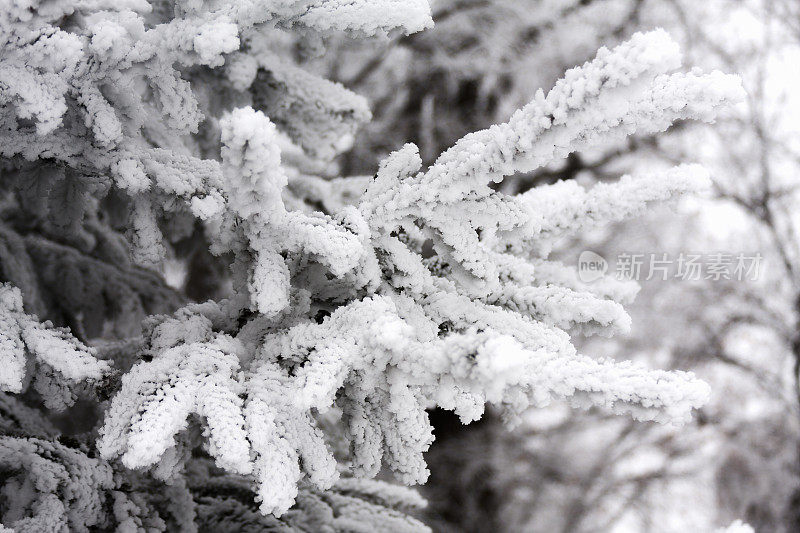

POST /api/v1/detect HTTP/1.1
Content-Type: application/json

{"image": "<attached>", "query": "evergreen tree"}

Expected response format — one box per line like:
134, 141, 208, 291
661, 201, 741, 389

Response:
0, 1, 743, 530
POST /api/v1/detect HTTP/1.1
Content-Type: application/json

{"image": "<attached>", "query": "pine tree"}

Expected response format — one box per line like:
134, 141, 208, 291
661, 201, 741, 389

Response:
0, 1, 743, 530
